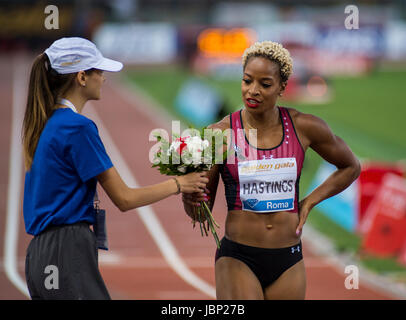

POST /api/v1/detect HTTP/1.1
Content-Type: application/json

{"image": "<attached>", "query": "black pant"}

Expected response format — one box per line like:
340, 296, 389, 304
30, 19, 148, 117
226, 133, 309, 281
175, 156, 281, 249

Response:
215, 237, 303, 289
25, 222, 111, 300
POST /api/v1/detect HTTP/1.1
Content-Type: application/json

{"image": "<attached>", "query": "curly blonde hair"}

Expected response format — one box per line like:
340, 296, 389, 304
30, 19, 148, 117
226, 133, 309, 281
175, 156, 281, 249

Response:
242, 41, 293, 88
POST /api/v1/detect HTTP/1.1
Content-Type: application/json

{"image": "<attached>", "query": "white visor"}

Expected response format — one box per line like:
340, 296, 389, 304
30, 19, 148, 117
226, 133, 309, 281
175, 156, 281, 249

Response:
44, 37, 123, 74
93, 57, 123, 72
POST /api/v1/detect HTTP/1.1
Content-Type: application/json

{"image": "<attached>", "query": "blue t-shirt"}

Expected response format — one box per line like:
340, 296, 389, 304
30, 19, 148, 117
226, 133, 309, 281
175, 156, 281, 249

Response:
23, 108, 113, 236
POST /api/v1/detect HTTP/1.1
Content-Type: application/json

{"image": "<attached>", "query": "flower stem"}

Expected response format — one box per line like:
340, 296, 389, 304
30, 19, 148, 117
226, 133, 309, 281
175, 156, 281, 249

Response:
202, 201, 220, 228
198, 208, 204, 237
200, 201, 220, 249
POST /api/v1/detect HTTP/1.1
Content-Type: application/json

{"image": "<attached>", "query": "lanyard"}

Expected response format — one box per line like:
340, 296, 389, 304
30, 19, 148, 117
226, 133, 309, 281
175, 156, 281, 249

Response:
57, 98, 78, 113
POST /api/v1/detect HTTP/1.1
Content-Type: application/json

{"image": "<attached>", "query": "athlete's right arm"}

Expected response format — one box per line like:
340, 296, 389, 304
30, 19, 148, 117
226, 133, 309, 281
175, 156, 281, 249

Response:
97, 167, 208, 212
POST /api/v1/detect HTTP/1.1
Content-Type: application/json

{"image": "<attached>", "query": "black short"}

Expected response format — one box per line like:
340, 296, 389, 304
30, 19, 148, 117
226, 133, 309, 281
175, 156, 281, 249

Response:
25, 222, 110, 300
215, 237, 303, 289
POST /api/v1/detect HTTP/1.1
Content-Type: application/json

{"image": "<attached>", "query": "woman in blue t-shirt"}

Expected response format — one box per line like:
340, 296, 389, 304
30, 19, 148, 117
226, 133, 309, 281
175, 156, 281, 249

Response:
22, 37, 208, 300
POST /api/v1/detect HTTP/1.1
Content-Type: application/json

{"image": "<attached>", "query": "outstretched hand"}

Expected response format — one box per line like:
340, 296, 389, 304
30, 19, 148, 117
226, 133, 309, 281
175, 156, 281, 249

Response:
177, 172, 209, 194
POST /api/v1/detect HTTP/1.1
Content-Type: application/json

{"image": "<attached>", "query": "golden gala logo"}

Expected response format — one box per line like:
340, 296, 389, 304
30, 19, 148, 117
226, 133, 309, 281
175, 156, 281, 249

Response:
240, 161, 295, 174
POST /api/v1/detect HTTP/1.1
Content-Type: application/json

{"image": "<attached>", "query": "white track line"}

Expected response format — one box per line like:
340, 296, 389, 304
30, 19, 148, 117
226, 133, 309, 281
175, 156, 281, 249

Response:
4, 57, 30, 298
86, 104, 216, 299
303, 225, 406, 299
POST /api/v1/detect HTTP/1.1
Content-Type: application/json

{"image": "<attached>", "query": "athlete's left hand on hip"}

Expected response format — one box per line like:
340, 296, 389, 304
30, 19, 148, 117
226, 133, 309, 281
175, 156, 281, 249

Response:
296, 199, 312, 236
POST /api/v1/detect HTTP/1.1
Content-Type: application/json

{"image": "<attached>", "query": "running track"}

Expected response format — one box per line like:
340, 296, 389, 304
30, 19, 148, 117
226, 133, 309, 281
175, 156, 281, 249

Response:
0, 54, 399, 300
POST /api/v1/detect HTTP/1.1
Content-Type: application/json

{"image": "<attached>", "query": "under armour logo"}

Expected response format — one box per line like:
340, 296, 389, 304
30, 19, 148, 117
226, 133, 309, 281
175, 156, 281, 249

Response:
262, 155, 274, 160
291, 245, 301, 253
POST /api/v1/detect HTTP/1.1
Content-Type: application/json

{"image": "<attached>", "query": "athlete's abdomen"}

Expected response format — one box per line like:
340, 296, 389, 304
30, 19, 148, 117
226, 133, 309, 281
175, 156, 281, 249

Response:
224, 209, 301, 248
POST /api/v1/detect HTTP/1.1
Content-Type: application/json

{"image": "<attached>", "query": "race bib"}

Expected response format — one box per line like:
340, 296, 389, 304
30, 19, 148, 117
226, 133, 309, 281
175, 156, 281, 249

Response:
238, 157, 297, 213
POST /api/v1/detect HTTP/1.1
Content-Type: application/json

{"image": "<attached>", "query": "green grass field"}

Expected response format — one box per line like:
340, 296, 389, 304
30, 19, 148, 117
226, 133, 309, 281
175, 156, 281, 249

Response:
124, 65, 406, 276
125, 66, 406, 159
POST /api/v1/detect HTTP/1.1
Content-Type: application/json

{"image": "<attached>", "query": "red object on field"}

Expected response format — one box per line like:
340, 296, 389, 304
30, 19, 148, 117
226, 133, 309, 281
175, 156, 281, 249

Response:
361, 174, 406, 257
398, 241, 406, 267
283, 76, 299, 99
357, 162, 404, 231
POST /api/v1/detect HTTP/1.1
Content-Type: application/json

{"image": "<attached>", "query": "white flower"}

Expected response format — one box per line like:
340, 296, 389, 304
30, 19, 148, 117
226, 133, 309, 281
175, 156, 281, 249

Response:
166, 136, 210, 165
177, 165, 187, 173
167, 140, 181, 156
185, 136, 210, 164
192, 151, 202, 165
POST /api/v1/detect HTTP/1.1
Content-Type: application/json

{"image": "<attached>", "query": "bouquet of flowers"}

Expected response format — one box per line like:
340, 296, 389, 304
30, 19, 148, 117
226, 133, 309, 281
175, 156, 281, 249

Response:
152, 128, 226, 248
